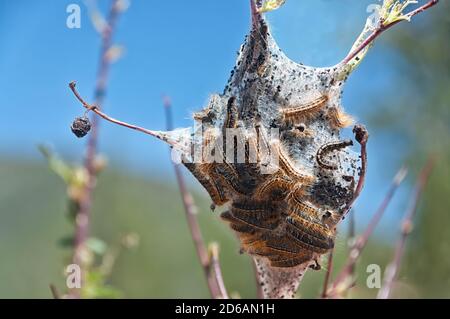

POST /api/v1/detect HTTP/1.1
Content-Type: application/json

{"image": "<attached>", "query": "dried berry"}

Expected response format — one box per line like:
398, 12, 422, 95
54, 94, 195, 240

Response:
71, 116, 91, 138
353, 124, 369, 145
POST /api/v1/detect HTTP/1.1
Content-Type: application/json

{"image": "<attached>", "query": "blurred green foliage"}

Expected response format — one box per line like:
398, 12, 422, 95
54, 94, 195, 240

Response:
0, 159, 395, 298
0, 159, 257, 298
369, 2, 450, 298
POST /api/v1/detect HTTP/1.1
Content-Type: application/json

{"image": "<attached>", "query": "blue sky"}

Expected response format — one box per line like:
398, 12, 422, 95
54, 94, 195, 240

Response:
0, 0, 426, 237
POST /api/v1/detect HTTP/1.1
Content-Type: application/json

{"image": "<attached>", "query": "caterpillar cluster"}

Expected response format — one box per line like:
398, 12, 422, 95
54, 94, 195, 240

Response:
171, 3, 363, 300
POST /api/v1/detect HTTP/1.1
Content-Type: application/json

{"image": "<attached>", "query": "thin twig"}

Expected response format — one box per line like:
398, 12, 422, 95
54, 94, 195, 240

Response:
209, 243, 229, 299
49, 284, 61, 299
71, 0, 123, 298
343, 125, 369, 217
377, 157, 435, 299
342, 0, 439, 65
321, 126, 369, 298
321, 250, 334, 298
70, 83, 186, 151
328, 165, 408, 297
70, 82, 163, 140
342, 211, 357, 298
324, 210, 356, 299
348, 210, 356, 280
162, 97, 225, 299
321, 210, 357, 298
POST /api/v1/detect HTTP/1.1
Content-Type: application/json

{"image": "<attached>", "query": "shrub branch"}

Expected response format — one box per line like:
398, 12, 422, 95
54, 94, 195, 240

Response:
342, 0, 439, 66
163, 97, 228, 299
328, 166, 408, 297
377, 157, 435, 299
70, 0, 123, 298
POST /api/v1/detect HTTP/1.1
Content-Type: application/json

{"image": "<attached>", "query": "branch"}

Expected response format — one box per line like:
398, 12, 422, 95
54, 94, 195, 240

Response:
49, 284, 61, 299
321, 250, 334, 298
377, 157, 435, 299
162, 97, 227, 299
70, 0, 123, 298
322, 211, 355, 299
209, 243, 229, 299
342, 125, 369, 217
341, 0, 439, 65
70, 82, 161, 139
328, 165, 408, 297
321, 192, 355, 299
348, 210, 356, 282
69, 83, 189, 153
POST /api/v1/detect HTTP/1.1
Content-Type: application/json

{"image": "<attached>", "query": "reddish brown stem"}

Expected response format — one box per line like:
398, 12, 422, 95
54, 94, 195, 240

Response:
348, 210, 356, 280
209, 243, 229, 299
70, 82, 163, 141
320, 126, 368, 298
321, 250, 334, 298
377, 157, 435, 299
342, 125, 369, 217
342, 0, 439, 65
49, 284, 61, 299
329, 165, 408, 297
71, 0, 123, 298
322, 126, 369, 298
163, 97, 226, 299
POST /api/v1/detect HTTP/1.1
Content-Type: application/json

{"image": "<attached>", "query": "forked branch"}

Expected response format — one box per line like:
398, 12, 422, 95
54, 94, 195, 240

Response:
341, 0, 438, 69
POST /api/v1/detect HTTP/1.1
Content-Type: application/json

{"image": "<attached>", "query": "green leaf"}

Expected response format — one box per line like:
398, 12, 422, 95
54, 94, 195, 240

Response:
38, 145, 74, 183
82, 270, 123, 299
57, 235, 74, 249
258, 0, 286, 13
86, 237, 107, 255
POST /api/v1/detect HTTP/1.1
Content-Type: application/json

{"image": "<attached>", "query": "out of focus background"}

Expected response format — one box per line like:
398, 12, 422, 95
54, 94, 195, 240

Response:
0, 0, 448, 298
